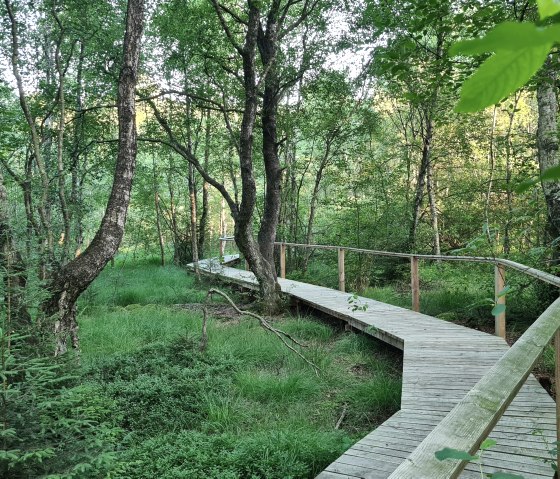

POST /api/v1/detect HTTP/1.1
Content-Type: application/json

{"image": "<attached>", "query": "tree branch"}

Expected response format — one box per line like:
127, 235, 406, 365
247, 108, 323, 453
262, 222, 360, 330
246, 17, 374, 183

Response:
144, 99, 239, 216
210, 0, 244, 56
202, 288, 320, 374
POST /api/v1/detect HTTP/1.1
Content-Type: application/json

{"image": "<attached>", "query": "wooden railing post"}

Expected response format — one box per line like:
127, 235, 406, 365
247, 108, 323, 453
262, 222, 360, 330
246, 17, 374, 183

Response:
556, 329, 560, 476
338, 248, 345, 292
411, 256, 420, 312
219, 238, 226, 257
280, 243, 286, 279
495, 263, 506, 339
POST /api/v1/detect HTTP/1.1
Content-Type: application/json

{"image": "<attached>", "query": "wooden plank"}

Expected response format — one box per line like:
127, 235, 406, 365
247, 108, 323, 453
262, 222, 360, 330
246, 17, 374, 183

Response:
411, 256, 419, 312
495, 264, 506, 338
338, 248, 345, 292
556, 328, 560, 474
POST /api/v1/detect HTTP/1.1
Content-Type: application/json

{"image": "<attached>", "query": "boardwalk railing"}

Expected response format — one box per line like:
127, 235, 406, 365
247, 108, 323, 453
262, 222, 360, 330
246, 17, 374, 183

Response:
220, 237, 560, 339
219, 236, 560, 477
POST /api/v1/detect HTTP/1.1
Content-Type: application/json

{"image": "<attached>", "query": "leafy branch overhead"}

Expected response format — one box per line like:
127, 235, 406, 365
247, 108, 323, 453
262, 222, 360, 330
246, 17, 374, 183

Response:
451, 0, 560, 113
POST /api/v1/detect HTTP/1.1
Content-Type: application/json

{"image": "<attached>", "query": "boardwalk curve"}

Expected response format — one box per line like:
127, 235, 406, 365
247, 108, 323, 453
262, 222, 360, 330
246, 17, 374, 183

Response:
192, 257, 557, 479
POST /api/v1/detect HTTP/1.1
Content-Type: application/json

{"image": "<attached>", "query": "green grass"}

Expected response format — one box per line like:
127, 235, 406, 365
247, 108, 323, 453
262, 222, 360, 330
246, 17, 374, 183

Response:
74, 260, 402, 479
80, 259, 207, 308
79, 306, 202, 363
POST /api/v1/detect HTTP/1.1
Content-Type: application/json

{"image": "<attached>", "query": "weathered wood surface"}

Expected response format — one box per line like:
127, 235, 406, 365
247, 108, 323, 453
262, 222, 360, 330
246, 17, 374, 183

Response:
495, 263, 506, 338
191, 257, 558, 479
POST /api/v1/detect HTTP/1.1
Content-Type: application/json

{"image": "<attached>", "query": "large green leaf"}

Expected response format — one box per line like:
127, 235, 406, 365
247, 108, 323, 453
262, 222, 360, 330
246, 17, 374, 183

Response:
492, 304, 506, 316
497, 286, 512, 298
435, 448, 478, 461
541, 164, 560, 180
538, 0, 560, 19
489, 473, 525, 479
516, 165, 560, 193
480, 438, 497, 450
451, 22, 560, 56
455, 44, 551, 112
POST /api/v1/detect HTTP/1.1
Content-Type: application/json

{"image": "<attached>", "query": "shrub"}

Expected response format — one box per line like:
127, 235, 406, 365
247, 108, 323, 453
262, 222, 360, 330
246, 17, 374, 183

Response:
0, 331, 122, 479
110, 428, 352, 479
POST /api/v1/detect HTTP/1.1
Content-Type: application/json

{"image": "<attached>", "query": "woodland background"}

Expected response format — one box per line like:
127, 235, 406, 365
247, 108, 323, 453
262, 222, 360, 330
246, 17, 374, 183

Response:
2, 0, 560, 478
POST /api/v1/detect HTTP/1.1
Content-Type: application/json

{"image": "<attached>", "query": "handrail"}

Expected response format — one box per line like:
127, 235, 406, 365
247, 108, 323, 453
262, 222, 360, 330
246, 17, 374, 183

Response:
219, 237, 560, 288
219, 236, 560, 477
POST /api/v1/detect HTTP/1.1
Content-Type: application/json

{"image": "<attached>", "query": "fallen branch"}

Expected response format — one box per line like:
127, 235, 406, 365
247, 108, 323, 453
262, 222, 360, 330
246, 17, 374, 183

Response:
335, 403, 348, 429
200, 288, 320, 374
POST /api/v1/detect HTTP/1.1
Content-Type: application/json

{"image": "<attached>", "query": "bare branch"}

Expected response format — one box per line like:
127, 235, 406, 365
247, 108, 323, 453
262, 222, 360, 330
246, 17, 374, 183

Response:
280, 0, 321, 39
144, 99, 239, 216
203, 288, 320, 374
210, 0, 244, 56
218, 2, 247, 25
138, 89, 243, 114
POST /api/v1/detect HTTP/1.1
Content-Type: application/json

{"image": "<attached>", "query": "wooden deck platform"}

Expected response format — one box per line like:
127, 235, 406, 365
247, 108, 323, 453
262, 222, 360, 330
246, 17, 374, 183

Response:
192, 257, 557, 479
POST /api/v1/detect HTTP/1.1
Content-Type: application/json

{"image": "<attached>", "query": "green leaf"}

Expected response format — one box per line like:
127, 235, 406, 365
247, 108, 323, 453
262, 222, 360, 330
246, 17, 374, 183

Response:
516, 165, 560, 193
497, 286, 512, 298
515, 177, 539, 194
538, 0, 560, 19
451, 23, 560, 56
435, 448, 479, 461
492, 304, 506, 316
488, 472, 525, 479
541, 164, 560, 181
455, 44, 551, 112
480, 438, 497, 450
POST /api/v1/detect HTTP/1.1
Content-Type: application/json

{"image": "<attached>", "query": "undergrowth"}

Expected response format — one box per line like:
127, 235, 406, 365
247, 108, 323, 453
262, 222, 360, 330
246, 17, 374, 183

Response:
2, 257, 401, 478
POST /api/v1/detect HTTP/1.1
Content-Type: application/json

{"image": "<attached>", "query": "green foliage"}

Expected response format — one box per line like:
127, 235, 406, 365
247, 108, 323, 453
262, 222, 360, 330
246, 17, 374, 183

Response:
452, 21, 560, 112
491, 303, 506, 316
455, 42, 550, 112
0, 331, 122, 478
72, 262, 403, 478
86, 338, 239, 438
235, 370, 321, 403
347, 293, 370, 312
110, 428, 352, 479
435, 447, 479, 461
538, 0, 560, 20
436, 438, 527, 478
80, 260, 206, 308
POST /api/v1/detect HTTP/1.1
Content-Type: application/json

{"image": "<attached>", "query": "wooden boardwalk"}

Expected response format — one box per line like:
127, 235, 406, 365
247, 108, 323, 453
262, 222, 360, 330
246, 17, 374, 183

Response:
193, 257, 557, 479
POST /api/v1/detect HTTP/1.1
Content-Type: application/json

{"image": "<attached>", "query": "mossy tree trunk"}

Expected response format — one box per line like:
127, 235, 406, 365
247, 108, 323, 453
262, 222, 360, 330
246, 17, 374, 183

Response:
42, 0, 144, 356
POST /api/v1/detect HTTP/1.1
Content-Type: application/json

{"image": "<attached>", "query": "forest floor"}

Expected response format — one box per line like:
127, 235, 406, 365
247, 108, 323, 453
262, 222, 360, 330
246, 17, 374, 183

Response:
73, 257, 402, 479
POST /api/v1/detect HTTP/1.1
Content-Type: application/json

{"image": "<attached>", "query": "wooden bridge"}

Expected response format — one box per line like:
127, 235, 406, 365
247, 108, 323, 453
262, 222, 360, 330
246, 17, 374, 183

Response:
192, 241, 560, 479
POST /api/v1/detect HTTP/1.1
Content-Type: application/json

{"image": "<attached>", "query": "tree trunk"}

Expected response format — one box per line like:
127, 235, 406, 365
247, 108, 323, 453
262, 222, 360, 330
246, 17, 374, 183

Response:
153, 157, 165, 266
537, 63, 560, 252
303, 140, 332, 272
409, 117, 431, 250
234, 2, 280, 311
71, 42, 86, 257
43, 0, 144, 356
484, 107, 498, 246
53, 7, 71, 264
186, 99, 199, 275
5, 0, 54, 261
198, 109, 210, 259
426, 157, 440, 255
503, 94, 520, 255
188, 162, 199, 274
0, 172, 30, 326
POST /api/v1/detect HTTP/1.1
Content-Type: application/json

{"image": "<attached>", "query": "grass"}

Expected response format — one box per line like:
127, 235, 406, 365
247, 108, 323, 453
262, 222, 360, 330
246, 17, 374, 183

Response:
74, 257, 402, 478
